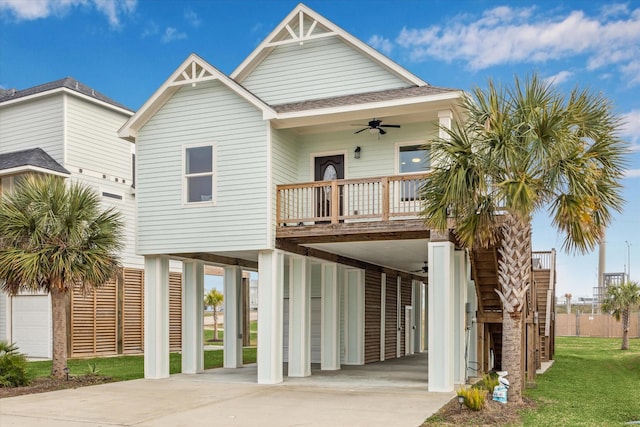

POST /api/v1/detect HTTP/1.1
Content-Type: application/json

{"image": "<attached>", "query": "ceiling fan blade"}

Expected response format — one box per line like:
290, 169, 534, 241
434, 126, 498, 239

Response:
380, 124, 401, 128
379, 128, 387, 135
354, 128, 369, 134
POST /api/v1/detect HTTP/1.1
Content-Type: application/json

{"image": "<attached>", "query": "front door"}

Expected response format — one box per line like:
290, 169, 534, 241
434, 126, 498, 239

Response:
314, 155, 344, 221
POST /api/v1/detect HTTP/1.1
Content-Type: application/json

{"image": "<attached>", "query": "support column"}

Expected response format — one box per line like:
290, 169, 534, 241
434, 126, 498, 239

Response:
428, 240, 455, 392
344, 269, 364, 365
224, 266, 243, 368
288, 256, 311, 377
257, 250, 284, 384
413, 280, 423, 353
453, 250, 467, 384
321, 263, 340, 370
182, 260, 204, 374
144, 255, 170, 379
380, 273, 386, 361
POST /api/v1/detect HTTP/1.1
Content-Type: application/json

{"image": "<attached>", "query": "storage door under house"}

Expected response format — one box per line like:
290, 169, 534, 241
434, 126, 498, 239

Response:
70, 268, 182, 357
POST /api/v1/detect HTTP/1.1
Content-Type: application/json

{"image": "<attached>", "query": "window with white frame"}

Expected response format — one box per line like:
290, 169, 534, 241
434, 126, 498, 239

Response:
397, 143, 430, 201
184, 145, 214, 204
398, 144, 429, 174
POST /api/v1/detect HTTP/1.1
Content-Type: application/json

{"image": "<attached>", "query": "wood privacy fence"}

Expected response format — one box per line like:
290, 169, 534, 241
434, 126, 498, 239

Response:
556, 313, 640, 338
69, 268, 182, 357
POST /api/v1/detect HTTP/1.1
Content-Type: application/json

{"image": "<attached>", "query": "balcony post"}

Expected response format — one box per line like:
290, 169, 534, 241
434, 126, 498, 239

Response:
331, 180, 339, 224
276, 187, 282, 226
381, 177, 389, 221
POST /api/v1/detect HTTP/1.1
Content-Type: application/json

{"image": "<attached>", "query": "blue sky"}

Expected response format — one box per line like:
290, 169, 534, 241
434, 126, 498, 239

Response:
1, 0, 638, 299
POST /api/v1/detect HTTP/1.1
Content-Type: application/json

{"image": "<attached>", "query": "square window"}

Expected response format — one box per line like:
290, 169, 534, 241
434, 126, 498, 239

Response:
184, 145, 214, 204
399, 145, 429, 173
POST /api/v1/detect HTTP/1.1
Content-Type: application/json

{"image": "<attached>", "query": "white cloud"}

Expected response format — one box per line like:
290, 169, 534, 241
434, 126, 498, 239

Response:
544, 70, 573, 86
624, 169, 640, 178
395, 5, 640, 85
0, 0, 136, 27
368, 35, 393, 55
141, 21, 158, 38
620, 110, 640, 145
161, 27, 187, 43
184, 8, 200, 28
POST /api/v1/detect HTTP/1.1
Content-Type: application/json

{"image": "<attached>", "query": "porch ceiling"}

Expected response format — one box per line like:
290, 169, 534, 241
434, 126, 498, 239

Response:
270, 95, 463, 134
305, 238, 429, 277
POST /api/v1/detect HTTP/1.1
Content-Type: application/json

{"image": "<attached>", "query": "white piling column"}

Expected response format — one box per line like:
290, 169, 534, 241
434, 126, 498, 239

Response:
182, 260, 204, 374
428, 240, 455, 392
224, 265, 243, 368
288, 256, 311, 377
453, 250, 467, 384
257, 250, 285, 384
144, 255, 170, 379
321, 263, 340, 370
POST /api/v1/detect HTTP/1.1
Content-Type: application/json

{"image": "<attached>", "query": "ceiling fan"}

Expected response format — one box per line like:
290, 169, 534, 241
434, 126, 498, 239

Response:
353, 118, 400, 135
411, 261, 429, 274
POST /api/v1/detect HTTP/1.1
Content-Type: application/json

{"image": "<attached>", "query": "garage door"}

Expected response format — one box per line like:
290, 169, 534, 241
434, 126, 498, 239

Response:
12, 294, 52, 358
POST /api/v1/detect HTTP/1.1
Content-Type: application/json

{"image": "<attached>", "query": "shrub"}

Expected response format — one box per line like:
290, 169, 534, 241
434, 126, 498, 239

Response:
0, 341, 30, 387
474, 372, 499, 392
457, 387, 488, 411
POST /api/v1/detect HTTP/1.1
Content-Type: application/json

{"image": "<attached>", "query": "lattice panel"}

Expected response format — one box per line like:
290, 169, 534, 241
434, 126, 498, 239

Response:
169, 272, 182, 352
122, 268, 144, 354
70, 279, 117, 356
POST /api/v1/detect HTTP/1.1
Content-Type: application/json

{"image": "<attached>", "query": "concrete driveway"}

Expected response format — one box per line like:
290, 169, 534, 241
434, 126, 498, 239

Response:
0, 353, 454, 427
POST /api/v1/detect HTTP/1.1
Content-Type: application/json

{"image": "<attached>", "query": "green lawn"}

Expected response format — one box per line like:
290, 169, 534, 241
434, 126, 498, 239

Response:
26, 347, 257, 381
205, 320, 257, 346
522, 337, 640, 426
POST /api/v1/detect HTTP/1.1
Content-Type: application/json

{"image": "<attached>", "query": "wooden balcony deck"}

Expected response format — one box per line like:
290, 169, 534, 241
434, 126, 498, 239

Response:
276, 173, 430, 227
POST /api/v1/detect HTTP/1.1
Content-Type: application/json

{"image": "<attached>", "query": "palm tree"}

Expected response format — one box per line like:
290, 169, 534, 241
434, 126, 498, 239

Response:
0, 175, 123, 378
601, 281, 640, 350
421, 74, 627, 402
204, 289, 224, 341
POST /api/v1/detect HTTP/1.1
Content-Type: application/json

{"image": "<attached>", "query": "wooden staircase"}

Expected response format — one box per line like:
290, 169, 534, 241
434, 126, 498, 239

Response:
470, 248, 557, 375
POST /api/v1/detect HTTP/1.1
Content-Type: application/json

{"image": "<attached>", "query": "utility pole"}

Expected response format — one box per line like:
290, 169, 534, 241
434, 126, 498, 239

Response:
625, 241, 631, 280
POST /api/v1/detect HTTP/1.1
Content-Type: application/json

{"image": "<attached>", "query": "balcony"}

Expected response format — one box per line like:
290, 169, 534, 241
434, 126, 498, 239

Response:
276, 173, 430, 227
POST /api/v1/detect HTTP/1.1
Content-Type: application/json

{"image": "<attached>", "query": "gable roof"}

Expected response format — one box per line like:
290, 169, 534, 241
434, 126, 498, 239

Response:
231, 3, 427, 87
272, 86, 460, 114
0, 148, 70, 177
0, 77, 133, 113
118, 54, 276, 141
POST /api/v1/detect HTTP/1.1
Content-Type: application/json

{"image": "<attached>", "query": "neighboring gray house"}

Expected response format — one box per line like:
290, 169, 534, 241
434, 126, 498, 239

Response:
0, 78, 139, 358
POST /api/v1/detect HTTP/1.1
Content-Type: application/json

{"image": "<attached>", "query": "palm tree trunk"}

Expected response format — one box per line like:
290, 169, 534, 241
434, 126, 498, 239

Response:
496, 214, 532, 403
622, 308, 629, 350
50, 284, 68, 379
213, 309, 219, 341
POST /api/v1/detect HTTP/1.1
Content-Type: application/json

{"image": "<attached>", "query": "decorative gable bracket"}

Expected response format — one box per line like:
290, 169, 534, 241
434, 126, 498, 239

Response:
169, 61, 217, 87
266, 10, 336, 47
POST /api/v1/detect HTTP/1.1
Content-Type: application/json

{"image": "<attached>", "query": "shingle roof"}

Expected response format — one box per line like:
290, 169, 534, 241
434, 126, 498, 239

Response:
0, 148, 70, 175
0, 77, 132, 112
271, 85, 461, 113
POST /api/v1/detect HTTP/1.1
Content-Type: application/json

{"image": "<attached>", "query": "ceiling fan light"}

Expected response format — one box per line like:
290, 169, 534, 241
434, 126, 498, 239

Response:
369, 127, 380, 134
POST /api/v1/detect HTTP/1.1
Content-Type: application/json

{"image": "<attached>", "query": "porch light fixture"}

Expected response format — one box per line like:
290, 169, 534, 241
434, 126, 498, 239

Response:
457, 394, 465, 412
354, 146, 361, 159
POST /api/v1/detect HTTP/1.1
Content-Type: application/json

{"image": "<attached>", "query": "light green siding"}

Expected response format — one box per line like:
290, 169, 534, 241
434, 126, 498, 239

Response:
0, 95, 64, 162
66, 95, 132, 178
136, 81, 270, 254
242, 36, 410, 105
294, 121, 438, 181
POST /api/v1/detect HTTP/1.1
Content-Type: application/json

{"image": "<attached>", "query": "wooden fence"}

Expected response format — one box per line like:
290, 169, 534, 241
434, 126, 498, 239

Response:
70, 268, 182, 357
556, 313, 640, 338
